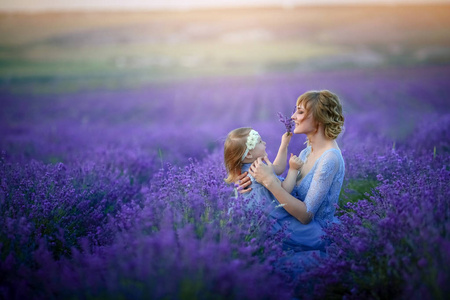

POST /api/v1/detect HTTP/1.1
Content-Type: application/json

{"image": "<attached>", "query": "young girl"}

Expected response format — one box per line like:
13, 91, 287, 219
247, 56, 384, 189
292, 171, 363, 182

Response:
224, 127, 302, 211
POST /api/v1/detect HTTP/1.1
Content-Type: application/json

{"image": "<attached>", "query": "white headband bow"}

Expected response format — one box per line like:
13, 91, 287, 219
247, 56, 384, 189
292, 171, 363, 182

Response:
241, 129, 260, 161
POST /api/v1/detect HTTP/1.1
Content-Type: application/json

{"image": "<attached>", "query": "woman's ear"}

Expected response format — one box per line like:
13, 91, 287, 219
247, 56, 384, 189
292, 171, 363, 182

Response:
316, 121, 323, 133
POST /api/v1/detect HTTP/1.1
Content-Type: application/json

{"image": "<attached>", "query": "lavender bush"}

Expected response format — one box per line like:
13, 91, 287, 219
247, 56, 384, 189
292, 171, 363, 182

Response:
295, 150, 450, 299
1, 65, 449, 299
1, 153, 290, 299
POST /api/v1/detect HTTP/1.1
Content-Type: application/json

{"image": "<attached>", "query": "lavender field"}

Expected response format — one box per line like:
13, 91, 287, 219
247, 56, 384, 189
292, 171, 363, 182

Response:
1, 6, 450, 300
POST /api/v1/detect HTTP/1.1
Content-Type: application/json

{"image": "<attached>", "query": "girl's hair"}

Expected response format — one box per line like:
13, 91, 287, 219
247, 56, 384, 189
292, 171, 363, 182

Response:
224, 127, 252, 184
297, 90, 345, 140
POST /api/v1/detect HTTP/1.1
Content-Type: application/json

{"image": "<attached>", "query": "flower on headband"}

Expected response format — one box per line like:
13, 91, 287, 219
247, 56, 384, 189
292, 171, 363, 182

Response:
246, 130, 260, 150
241, 129, 260, 161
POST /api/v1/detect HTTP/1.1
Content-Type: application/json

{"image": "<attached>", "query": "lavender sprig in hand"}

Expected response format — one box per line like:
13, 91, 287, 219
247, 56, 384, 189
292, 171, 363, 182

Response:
277, 112, 295, 135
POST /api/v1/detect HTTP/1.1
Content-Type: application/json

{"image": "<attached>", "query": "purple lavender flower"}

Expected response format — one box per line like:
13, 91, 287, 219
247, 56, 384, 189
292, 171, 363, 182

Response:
277, 112, 295, 134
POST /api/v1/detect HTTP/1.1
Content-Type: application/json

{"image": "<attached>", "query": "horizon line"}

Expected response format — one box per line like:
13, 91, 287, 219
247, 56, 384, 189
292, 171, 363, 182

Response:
1, 0, 450, 13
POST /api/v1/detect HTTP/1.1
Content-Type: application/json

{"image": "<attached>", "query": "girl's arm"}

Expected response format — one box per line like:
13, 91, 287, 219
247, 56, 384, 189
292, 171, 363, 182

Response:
281, 153, 303, 194
250, 153, 339, 224
272, 133, 292, 175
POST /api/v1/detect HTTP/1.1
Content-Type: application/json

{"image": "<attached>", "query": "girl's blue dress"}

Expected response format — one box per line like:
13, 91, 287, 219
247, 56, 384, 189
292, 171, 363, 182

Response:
241, 146, 345, 272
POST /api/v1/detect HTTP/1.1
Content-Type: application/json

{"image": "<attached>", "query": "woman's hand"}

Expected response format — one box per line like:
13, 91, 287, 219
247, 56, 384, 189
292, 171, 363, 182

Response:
234, 172, 252, 194
249, 156, 279, 188
289, 153, 303, 170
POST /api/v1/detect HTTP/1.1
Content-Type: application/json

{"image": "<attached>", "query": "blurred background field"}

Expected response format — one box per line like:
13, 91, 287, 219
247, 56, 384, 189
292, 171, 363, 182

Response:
1, 4, 450, 166
1, 5, 450, 93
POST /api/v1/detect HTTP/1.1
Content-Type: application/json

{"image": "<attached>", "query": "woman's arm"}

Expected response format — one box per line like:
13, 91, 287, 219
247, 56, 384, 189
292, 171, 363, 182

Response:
302, 151, 340, 216
272, 133, 291, 175
251, 152, 339, 224
250, 156, 312, 224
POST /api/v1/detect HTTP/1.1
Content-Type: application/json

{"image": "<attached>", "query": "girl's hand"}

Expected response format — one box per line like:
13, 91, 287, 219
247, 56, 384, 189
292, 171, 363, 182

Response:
235, 172, 252, 194
280, 132, 292, 148
249, 156, 278, 188
289, 153, 303, 170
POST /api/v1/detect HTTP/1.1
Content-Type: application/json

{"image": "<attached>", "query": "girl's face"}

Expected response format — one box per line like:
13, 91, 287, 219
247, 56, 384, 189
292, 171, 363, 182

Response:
291, 104, 316, 135
248, 136, 267, 160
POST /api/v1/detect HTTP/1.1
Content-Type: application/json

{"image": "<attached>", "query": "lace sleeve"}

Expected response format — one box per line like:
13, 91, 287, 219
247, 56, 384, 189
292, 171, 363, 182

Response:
304, 150, 340, 216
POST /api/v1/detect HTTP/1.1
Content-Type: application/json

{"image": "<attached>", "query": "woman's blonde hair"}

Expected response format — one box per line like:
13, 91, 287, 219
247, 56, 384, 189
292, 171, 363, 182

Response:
297, 90, 345, 140
224, 127, 252, 184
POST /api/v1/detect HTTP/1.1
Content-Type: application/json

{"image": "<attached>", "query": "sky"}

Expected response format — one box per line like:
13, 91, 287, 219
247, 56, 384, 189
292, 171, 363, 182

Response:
1, 0, 449, 12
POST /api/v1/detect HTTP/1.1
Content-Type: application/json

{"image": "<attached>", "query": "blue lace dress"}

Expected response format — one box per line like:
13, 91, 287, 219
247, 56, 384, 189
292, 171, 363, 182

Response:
241, 146, 345, 271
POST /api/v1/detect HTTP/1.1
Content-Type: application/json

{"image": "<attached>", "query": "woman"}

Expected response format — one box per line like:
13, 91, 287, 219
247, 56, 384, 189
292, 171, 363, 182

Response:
237, 90, 345, 257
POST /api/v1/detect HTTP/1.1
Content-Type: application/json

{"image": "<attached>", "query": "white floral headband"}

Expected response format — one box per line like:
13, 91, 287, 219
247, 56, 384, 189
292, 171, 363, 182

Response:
241, 129, 260, 161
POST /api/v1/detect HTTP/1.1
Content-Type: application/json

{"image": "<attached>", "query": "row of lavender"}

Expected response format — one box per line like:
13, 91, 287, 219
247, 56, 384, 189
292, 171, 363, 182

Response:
1, 65, 450, 299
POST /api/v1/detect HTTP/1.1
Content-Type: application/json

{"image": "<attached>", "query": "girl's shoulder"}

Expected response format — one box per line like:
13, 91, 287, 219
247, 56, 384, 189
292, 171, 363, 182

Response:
241, 163, 252, 174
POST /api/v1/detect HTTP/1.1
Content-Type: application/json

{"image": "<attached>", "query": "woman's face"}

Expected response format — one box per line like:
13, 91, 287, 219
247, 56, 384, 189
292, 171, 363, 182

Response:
291, 103, 316, 135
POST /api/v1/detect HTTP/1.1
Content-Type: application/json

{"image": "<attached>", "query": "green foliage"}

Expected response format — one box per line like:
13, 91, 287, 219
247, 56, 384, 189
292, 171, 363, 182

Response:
339, 178, 378, 208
